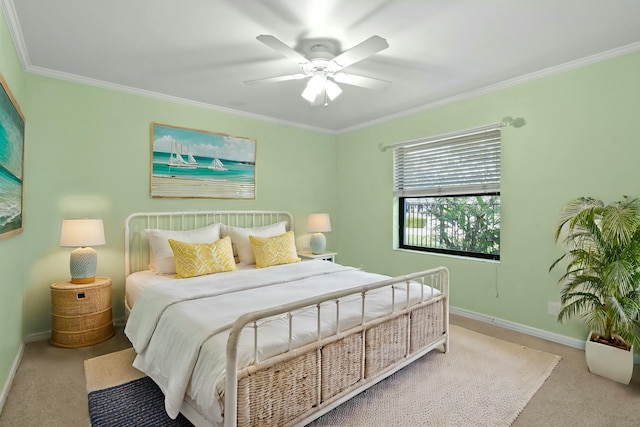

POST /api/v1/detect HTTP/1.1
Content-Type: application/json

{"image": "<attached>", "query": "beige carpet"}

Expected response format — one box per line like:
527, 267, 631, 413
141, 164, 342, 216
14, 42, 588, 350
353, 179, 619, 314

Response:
84, 325, 561, 426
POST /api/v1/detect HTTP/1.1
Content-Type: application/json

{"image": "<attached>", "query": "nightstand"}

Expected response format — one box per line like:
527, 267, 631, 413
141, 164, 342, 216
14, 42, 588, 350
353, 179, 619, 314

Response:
298, 251, 337, 262
50, 276, 115, 348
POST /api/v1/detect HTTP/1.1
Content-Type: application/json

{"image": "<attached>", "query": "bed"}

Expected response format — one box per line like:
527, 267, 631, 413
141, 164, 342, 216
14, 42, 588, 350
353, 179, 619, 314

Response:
123, 210, 449, 427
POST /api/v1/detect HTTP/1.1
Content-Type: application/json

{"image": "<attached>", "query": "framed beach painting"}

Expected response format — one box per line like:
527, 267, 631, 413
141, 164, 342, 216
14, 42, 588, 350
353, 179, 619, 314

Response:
150, 123, 256, 199
0, 74, 25, 240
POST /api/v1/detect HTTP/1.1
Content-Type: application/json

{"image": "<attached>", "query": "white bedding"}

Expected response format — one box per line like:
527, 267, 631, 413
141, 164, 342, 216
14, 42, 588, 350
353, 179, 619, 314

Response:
125, 264, 256, 309
124, 261, 439, 424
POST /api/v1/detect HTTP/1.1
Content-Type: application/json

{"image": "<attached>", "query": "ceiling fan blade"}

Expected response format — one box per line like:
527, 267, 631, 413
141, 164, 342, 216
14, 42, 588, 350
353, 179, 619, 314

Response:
256, 35, 310, 65
244, 74, 309, 85
330, 35, 389, 69
333, 73, 391, 90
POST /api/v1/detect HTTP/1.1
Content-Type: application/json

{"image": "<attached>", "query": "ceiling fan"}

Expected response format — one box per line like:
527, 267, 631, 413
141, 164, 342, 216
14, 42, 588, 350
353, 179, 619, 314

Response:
245, 34, 390, 106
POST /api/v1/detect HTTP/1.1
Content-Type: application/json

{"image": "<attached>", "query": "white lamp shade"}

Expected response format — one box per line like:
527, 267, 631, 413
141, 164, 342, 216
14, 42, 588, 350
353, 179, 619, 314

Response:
307, 213, 331, 233
60, 219, 105, 247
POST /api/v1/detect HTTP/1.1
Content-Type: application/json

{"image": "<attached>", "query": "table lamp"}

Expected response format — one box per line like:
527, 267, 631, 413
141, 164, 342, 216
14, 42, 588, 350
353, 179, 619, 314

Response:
307, 213, 331, 254
60, 219, 106, 284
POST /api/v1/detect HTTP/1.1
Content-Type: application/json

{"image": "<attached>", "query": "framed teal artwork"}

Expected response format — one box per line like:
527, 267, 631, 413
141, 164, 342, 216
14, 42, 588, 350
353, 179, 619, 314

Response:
0, 74, 25, 240
150, 122, 256, 199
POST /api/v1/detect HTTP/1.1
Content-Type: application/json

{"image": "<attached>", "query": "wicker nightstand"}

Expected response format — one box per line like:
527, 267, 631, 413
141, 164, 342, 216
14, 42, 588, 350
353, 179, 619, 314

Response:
50, 276, 115, 348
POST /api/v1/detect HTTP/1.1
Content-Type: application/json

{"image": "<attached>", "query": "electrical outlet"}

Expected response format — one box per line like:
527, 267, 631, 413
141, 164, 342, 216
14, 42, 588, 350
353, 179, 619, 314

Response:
301, 236, 310, 250
547, 302, 561, 316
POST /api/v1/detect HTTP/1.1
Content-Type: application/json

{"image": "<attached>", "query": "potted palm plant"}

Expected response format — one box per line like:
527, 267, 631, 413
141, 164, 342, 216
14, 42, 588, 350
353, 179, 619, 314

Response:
550, 196, 640, 384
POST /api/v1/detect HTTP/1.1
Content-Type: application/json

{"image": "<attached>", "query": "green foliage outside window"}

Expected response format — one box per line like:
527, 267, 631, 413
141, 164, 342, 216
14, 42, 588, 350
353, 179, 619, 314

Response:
403, 195, 500, 258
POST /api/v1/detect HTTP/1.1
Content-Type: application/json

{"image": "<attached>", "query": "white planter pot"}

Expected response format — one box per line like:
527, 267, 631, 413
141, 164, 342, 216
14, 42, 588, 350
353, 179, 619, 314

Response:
585, 332, 633, 384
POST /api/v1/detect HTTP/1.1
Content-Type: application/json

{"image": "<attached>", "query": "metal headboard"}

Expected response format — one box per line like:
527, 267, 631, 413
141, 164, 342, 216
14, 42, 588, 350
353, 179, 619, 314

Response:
124, 210, 294, 277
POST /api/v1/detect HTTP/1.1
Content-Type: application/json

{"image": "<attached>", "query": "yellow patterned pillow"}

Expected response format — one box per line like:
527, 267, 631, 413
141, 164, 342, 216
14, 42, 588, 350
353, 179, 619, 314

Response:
168, 236, 237, 278
249, 231, 301, 269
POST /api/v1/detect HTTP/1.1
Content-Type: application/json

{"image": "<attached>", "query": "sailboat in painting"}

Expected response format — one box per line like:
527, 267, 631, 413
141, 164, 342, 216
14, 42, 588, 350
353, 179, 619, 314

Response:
186, 146, 198, 167
167, 141, 197, 169
208, 154, 227, 172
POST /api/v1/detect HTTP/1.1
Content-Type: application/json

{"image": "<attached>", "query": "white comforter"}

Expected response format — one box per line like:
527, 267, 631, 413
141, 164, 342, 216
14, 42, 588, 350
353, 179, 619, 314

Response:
124, 261, 437, 423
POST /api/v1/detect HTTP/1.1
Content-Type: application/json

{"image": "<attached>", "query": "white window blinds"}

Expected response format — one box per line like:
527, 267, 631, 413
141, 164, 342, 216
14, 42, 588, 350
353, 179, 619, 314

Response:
393, 124, 501, 197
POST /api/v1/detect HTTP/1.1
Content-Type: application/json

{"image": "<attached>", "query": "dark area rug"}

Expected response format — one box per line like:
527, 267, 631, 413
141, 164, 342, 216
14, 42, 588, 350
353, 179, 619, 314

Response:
88, 376, 193, 427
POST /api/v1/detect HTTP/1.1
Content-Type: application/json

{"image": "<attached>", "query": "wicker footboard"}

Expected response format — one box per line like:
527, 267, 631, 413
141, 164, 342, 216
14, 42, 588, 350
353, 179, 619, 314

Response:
233, 295, 447, 427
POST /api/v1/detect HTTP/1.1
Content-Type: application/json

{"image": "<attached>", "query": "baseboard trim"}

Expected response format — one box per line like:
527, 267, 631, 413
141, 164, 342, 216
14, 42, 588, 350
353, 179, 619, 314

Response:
0, 342, 24, 415
24, 331, 50, 343
450, 306, 585, 350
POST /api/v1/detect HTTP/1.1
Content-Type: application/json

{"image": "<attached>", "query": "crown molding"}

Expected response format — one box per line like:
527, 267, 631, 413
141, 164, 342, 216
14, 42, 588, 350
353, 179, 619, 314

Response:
1, 0, 31, 69
338, 41, 640, 134
25, 66, 337, 134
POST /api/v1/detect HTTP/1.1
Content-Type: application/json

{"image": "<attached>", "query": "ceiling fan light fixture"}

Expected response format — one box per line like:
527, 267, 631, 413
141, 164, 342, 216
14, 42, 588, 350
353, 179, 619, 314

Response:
301, 88, 317, 103
325, 79, 342, 101
301, 75, 325, 102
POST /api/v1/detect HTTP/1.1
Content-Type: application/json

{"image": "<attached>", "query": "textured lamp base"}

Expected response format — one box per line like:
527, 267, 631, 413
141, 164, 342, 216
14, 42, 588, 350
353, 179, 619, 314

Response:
310, 232, 326, 254
70, 246, 97, 284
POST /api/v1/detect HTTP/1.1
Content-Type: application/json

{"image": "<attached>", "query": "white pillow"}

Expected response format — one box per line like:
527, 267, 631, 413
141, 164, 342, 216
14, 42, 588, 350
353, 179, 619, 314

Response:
146, 223, 221, 274
221, 221, 287, 265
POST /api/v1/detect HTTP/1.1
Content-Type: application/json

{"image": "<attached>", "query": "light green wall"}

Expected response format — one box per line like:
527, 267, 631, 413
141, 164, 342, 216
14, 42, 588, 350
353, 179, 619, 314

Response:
19, 75, 337, 335
334, 50, 640, 342
0, 6, 26, 399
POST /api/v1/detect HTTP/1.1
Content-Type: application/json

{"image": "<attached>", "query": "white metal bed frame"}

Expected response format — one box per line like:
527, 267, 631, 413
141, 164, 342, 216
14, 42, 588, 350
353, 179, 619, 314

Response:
125, 210, 294, 278
124, 211, 449, 427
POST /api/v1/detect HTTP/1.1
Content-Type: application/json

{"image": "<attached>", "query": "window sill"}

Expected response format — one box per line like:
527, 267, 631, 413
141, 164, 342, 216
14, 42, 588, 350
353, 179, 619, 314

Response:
393, 247, 500, 264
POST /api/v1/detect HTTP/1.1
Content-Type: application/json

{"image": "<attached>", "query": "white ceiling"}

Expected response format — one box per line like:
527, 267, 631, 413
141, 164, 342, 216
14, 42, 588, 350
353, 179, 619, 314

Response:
4, 0, 640, 133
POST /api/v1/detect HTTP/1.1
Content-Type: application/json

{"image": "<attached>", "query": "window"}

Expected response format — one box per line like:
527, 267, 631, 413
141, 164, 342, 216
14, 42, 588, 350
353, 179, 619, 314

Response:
393, 125, 501, 260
